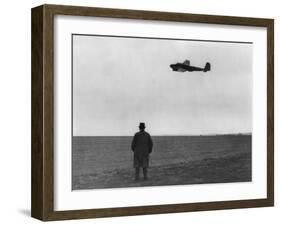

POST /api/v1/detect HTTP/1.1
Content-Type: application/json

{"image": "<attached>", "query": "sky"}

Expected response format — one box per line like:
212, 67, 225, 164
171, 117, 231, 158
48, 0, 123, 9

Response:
72, 35, 252, 136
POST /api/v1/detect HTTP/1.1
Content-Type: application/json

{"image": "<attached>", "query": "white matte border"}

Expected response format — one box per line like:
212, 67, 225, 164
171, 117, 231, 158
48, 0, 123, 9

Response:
54, 15, 267, 211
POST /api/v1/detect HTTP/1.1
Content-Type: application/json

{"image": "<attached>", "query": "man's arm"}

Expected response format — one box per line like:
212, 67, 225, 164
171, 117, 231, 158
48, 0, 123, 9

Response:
148, 134, 153, 153
131, 134, 136, 152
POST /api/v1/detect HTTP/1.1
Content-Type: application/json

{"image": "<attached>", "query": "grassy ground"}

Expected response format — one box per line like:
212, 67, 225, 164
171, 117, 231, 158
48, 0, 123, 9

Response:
73, 149, 251, 190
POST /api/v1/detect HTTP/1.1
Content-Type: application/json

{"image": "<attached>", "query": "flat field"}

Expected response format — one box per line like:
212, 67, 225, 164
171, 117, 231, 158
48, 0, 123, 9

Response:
72, 135, 251, 190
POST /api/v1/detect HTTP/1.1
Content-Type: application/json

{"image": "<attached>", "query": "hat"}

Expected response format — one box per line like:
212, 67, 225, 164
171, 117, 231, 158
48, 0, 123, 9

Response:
139, 122, 146, 129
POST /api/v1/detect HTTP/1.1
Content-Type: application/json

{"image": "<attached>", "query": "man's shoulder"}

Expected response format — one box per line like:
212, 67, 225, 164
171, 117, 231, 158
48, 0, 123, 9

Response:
145, 131, 151, 136
135, 131, 151, 136
143, 131, 151, 137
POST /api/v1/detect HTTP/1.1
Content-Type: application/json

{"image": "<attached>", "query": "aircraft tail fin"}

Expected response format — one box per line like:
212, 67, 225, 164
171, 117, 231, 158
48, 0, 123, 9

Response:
203, 62, 211, 72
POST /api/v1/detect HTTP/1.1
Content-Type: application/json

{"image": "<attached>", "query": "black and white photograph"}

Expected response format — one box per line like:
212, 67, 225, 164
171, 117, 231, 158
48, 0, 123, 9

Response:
72, 34, 252, 190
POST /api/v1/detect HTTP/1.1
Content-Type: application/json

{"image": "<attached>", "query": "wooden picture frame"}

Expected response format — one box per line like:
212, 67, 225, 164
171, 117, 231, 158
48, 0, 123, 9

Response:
31, 4, 274, 221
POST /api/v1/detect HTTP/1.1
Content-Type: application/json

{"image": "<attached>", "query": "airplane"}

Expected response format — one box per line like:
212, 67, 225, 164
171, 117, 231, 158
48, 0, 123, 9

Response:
170, 60, 211, 72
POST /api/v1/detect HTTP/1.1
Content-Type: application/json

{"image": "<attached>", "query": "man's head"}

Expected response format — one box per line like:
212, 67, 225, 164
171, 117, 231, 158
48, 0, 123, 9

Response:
139, 122, 146, 131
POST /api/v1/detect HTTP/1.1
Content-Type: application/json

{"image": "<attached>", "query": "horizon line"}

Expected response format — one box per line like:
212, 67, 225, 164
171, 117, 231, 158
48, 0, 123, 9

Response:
73, 132, 252, 137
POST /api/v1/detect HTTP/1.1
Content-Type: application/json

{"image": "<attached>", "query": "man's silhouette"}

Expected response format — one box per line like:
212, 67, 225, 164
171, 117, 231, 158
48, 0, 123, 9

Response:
131, 122, 153, 180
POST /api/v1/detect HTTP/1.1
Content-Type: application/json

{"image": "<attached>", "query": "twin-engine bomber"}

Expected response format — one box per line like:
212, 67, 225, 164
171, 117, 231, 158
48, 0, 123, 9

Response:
170, 60, 211, 72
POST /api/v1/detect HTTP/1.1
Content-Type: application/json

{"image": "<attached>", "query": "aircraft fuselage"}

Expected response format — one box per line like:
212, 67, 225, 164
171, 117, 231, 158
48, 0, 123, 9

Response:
170, 63, 205, 72
170, 61, 211, 72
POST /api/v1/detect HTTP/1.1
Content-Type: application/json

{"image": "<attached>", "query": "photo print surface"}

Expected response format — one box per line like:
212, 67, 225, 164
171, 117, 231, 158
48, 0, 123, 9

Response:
72, 34, 252, 190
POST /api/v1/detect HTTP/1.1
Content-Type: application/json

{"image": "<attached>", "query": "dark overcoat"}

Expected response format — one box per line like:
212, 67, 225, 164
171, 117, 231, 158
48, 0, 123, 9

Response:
131, 131, 153, 168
